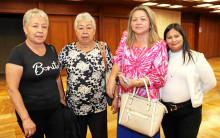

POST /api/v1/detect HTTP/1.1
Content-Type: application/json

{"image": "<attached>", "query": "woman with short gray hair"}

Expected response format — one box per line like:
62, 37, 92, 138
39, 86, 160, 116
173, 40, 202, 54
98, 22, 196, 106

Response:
23, 8, 49, 27
6, 8, 65, 138
74, 12, 96, 31
59, 12, 118, 138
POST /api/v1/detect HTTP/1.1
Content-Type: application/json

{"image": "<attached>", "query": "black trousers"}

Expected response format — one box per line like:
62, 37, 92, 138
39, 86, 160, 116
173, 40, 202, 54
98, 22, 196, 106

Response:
16, 104, 64, 138
161, 103, 202, 138
76, 109, 107, 138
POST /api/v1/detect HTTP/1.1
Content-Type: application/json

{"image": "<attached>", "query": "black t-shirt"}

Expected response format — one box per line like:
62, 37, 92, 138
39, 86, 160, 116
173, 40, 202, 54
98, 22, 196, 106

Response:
7, 42, 60, 111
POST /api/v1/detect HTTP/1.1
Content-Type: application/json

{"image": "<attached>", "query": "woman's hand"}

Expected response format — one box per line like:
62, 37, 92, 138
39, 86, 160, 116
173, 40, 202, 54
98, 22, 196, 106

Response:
60, 99, 67, 106
106, 77, 116, 99
22, 117, 36, 137
111, 98, 119, 114
118, 72, 136, 89
107, 64, 121, 99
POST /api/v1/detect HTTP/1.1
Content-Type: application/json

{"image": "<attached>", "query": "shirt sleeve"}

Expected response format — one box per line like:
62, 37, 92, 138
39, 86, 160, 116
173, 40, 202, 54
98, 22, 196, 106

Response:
112, 31, 128, 67
196, 52, 216, 94
50, 45, 58, 59
146, 40, 168, 90
7, 46, 23, 66
58, 46, 67, 71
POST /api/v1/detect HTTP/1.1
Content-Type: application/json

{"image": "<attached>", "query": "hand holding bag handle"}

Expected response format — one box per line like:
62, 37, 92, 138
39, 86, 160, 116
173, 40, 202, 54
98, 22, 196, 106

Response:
128, 78, 152, 113
140, 78, 167, 112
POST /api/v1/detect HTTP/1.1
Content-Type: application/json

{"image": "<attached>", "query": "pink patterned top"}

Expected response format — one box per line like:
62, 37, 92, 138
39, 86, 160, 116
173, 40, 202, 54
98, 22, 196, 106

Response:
113, 31, 168, 102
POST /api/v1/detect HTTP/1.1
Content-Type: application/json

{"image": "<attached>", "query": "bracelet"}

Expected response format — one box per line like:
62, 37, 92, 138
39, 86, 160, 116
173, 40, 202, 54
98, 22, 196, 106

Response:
137, 79, 141, 86
22, 116, 30, 122
114, 95, 119, 100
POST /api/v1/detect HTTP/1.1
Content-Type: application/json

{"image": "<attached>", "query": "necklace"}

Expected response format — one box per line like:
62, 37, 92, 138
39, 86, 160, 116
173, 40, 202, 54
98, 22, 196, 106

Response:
168, 65, 182, 77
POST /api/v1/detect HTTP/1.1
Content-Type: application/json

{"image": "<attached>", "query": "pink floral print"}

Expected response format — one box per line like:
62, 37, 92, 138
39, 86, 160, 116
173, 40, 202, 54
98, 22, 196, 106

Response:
113, 31, 168, 101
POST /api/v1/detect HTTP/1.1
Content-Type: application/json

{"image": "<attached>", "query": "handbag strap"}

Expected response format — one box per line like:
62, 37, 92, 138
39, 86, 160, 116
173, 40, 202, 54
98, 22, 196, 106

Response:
98, 41, 108, 72
140, 78, 150, 102
131, 78, 150, 102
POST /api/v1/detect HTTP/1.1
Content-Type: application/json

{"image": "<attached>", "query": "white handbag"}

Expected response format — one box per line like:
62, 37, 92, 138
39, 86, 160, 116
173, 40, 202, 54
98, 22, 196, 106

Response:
119, 78, 168, 137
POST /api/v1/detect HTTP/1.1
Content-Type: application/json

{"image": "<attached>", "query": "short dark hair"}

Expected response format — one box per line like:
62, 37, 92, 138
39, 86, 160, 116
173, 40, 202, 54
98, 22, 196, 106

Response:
164, 23, 194, 64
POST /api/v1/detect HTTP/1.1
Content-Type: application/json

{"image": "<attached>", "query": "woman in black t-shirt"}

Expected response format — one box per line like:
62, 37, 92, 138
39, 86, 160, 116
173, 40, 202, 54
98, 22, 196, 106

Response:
6, 8, 66, 138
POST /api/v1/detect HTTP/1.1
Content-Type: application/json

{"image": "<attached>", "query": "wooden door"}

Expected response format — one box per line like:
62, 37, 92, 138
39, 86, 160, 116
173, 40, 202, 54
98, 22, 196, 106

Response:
46, 15, 75, 75
181, 22, 196, 50
103, 17, 128, 56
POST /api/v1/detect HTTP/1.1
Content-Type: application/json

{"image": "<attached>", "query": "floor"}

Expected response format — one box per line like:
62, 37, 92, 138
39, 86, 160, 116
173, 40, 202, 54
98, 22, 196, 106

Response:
0, 57, 219, 138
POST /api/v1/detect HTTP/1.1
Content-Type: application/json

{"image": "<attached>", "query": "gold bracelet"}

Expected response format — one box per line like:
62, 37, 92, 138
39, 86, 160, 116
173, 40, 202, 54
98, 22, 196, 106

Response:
137, 79, 141, 87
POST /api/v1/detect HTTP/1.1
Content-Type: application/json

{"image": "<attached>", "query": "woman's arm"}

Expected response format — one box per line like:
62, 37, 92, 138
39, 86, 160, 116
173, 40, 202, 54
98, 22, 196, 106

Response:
118, 73, 150, 89
5, 63, 36, 137
56, 74, 66, 106
146, 41, 168, 89
106, 64, 121, 99
196, 53, 216, 94
111, 85, 119, 114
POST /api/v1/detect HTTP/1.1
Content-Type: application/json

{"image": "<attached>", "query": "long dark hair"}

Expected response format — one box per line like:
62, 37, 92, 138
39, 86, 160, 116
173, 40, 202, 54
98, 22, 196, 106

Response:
164, 23, 194, 64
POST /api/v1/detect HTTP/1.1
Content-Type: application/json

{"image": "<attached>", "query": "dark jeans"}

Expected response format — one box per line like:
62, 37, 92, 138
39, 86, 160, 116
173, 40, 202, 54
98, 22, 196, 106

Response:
161, 103, 202, 138
76, 109, 107, 138
16, 104, 64, 138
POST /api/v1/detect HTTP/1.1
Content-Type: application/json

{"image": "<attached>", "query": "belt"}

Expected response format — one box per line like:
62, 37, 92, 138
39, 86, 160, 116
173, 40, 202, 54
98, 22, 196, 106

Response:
162, 100, 192, 112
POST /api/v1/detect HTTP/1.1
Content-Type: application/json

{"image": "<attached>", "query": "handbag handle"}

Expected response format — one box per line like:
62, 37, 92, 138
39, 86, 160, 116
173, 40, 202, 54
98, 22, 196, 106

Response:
131, 78, 150, 102
140, 78, 150, 101
98, 41, 108, 72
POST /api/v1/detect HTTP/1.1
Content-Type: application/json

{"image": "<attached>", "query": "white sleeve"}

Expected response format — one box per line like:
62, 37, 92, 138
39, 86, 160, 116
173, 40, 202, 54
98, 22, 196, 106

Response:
196, 53, 216, 94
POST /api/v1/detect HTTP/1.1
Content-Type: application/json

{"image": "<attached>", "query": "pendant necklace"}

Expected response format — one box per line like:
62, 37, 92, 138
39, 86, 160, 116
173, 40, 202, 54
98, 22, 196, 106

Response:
168, 50, 183, 77
169, 65, 182, 77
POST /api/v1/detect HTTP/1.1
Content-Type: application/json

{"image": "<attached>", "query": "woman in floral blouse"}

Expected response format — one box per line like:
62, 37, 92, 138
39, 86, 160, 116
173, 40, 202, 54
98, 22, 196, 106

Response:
58, 12, 117, 138
107, 5, 168, 138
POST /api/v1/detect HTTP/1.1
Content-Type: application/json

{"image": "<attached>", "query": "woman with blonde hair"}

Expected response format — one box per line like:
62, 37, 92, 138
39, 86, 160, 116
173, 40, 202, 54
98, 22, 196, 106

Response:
107, 5, 168, 138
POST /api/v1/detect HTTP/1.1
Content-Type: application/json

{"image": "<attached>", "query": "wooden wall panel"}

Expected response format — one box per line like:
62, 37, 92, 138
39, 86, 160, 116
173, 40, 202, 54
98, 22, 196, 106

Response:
154, 9, 181, 39
119, 18, 128, 39
0, 0, 219, 60
0, 1, 38, 14
103, 17, 120, 55
103, 5, 132, 17
181, 22, 196, 50
198, 15, 220, 58
43, 3, 99, 15
46, 15, 74, 52
94, 17, 100, 40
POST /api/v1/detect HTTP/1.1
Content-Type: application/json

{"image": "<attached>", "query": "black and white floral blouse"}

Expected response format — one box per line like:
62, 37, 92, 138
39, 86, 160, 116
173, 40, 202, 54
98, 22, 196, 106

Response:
58, 41, 113, 116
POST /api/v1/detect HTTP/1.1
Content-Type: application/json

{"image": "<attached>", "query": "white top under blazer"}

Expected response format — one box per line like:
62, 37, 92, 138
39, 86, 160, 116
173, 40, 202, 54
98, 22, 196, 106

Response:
161, 50, 216, 108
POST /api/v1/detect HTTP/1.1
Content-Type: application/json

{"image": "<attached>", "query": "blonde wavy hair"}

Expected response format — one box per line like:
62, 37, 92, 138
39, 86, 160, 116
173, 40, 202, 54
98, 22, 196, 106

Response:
126, 5, 160, 49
